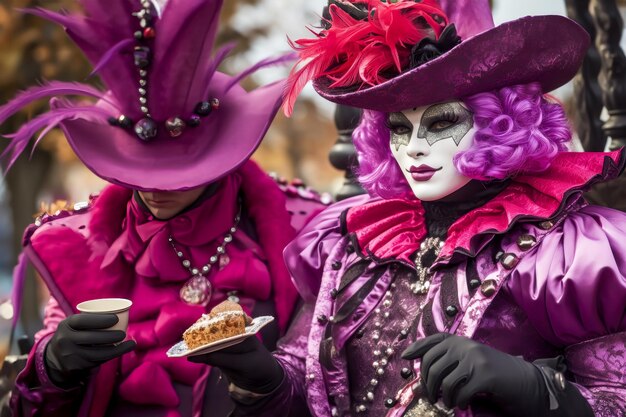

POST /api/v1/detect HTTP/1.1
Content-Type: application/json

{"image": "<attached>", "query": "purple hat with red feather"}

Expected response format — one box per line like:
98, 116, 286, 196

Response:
1, 0, 290, 191
283, 0, 590, 115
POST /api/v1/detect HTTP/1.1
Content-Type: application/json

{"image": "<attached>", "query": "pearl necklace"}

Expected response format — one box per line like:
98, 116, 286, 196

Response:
353, 236, 445, 414
411, 237, 443, 295
170, 205, 241, 306
353, 285, 400, 414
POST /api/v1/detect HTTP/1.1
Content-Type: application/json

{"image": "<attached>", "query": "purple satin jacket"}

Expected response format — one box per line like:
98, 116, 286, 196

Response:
239, 151, 626, 417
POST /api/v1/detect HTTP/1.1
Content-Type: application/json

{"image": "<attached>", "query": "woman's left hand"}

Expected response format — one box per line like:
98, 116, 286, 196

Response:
401, 333, 548, 416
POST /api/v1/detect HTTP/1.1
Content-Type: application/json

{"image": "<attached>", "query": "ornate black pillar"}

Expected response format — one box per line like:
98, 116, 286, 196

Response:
329, 105, 365, 201
590, 0, 626, 149
565, 0, 626, 210
564, 0, 606, 151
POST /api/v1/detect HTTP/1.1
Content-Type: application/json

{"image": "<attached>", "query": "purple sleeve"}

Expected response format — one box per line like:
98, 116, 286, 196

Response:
283, 195, 367, 302
565, 332, 626, 415
11, 298, 84, 417
233, 197, 367, 416
508, 205, 626, 416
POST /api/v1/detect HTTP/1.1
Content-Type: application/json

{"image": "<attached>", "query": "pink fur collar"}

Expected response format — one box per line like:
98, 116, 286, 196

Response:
85, 160, 298, 332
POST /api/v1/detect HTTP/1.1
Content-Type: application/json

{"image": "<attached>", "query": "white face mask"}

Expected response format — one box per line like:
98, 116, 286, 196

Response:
388, 101, 476, 201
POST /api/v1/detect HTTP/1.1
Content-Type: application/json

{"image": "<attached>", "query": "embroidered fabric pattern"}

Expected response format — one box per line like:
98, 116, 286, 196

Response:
353, 285, 400, 413
351, 241, 443, 414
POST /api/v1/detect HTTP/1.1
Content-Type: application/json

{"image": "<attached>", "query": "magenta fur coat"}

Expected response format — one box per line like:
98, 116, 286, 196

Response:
11, 161, 328, 417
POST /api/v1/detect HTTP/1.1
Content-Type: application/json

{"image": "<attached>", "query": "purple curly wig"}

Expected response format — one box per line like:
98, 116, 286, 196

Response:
352, 82, 572, 199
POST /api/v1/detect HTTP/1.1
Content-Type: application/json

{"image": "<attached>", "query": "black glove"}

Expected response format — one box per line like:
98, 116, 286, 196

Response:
45, 314, 136, 388
402, 333, 548, 417
188, 337, 283, 394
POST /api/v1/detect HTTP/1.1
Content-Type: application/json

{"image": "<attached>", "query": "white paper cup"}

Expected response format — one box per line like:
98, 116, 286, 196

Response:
76, 298, 133, 332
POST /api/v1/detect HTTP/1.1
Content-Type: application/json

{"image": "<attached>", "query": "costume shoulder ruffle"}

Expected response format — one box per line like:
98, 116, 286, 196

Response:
269, 173, 334, 233
284, 194, 370, 302
507, 203, 626, 347
24, 185, 132, 248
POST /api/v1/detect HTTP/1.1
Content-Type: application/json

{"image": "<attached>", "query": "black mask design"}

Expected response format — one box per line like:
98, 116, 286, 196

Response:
417, 102, 474, 146
388, 112, 413, 151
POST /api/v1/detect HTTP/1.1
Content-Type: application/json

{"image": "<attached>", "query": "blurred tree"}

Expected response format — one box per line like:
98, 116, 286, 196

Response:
224, 0, 342, 191
0, 0, 93, 340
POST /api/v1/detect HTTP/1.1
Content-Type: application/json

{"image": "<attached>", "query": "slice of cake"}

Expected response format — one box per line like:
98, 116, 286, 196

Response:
183, 300, 251, 350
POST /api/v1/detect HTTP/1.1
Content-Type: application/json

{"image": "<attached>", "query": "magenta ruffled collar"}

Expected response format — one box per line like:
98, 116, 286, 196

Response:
81, 161, 299, 413
347, 150, 624, 262
94, 160, 298, 332
101, 174, 241, 283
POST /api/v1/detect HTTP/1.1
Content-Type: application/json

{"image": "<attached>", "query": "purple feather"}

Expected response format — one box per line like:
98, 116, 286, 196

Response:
21, 7, 83, 31
30, 98, 76, 155
90, 38, 135, 77
24, 7, 139, 116
30, 125, 59, 158
224, 53, 297, 93
0, 81, 108, 127
201, 42, 237, 99
79, 0, 137, 35
2, 104, 112, 171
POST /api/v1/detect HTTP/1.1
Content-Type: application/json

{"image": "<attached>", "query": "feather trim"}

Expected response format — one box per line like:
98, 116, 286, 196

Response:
2, 101, 112, 171
283, 0, 448, 116
0, 81, 108, 127
201, 42, 237, 99
90, 38, 135, 77
224, 53, 297, 93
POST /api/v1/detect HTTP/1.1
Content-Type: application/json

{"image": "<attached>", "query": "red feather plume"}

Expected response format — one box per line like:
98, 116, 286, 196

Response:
283, 0, 449, 116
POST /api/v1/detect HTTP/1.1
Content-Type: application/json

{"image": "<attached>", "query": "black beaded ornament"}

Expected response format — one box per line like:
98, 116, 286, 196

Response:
384, 398, 397, 408
195, 101, 213, 116
134, 117, 158, 141
112, 0, 220, 141
117, 115, 133, 129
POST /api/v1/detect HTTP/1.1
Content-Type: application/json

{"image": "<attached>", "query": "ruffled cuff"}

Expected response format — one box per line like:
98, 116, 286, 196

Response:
533, 357, 594, 417
11, 334, 82, 416
229, 361, 311, 417
284, 196, 367, 302
564, 332, 626, 416
34, 334, 56, 389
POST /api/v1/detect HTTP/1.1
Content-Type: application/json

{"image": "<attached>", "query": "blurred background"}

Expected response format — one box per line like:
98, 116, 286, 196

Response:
0, 0, 625, 362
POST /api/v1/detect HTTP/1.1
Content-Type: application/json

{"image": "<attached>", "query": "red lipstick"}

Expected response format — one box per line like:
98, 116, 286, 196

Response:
408, 165, 442, 181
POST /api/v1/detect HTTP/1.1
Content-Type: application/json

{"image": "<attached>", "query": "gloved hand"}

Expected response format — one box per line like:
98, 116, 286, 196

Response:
189, 337, 283, 394
45, 314, 136, 388
402, 333, 548, 417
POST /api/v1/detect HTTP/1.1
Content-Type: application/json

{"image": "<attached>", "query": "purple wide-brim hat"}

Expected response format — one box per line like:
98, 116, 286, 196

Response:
59, 74, 283, 191
0, 0, 288, 191
313, 4, 590, 112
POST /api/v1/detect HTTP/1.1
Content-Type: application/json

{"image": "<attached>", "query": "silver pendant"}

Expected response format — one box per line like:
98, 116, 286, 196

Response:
180, 274, 212, 306
410, 280, 430, 295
